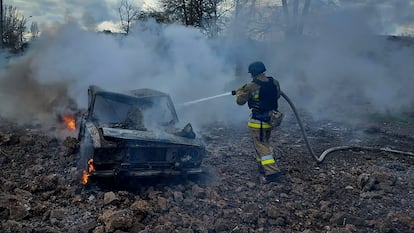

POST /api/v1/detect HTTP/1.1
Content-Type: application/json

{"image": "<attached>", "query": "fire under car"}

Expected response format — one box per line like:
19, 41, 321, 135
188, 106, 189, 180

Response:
77, 85, 206, 183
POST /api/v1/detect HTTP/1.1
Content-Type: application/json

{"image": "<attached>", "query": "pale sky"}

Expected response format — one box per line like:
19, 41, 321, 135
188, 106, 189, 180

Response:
8, 0, 158, 32
6, 0, 414, 35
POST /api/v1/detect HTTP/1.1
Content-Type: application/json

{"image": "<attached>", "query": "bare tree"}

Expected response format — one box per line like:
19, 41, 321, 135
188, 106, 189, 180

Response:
201, 0, 228, 37
282, 0, 311, 36
234, 0, 245, 18
229, 0, 281, 40
2, 5, 27, 50
30, 21, 39, 39
160, 0, 195, 26
118, 0, 140, 34
137, 10, 171, 24
160, 0, 225, 36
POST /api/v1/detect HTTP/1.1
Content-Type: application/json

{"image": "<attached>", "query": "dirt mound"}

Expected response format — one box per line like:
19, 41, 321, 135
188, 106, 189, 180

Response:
0, 115, 413, 233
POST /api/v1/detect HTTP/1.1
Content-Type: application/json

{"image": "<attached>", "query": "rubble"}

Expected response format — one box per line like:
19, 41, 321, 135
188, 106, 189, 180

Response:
0, 115, 413, 233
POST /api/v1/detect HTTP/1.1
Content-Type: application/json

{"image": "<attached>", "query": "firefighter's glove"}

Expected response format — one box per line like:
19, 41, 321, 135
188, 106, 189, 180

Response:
231, 90, 236, 96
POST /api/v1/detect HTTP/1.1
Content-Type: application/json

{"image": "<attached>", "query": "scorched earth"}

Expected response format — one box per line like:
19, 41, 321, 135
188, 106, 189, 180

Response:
0, 111, 413, 233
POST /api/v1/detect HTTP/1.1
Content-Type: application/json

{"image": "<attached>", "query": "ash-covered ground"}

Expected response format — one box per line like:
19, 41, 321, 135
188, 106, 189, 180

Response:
0, 111, 413, 233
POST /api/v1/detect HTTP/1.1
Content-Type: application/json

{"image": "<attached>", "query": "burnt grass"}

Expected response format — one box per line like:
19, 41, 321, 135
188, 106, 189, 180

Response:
0, 113, 414, 233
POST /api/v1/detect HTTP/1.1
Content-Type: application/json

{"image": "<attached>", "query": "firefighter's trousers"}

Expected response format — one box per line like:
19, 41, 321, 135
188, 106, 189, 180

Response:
249, 127, 280, 176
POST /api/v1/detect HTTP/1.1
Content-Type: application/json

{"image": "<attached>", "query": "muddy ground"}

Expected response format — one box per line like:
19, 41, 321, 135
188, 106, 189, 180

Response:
0, 111, 413, 233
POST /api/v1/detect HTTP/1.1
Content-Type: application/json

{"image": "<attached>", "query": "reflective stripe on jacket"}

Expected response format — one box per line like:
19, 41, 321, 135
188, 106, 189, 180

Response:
247, 118, 272, 129
260, 154, 276, 165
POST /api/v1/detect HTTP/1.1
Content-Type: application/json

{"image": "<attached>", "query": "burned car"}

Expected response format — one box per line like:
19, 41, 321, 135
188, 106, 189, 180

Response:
77, 85, 205, 182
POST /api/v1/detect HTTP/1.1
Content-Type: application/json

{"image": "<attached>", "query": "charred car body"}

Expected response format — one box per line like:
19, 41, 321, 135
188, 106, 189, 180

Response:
78, 85, 205, 179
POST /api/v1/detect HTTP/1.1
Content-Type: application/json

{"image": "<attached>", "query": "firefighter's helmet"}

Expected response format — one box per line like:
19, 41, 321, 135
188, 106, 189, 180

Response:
248, 61, 266, 76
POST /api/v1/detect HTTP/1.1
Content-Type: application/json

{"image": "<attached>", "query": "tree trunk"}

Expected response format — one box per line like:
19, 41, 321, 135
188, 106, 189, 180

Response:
235, 0, 241, 18
182, 0, 188, 25
297, 0, 311, 34
281, 0, 289, 27
1, 0, 3, 46
293, 0, 299, 25
282, 0, 311, 37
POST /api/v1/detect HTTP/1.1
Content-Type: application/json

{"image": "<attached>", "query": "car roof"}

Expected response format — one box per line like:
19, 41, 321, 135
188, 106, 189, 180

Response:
89, 85, 170, 99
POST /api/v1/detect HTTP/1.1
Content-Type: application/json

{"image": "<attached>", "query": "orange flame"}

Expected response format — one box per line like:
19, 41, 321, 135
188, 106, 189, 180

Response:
88, 159, 95, 173
81, 170, 90, 185
63, 115, 76, 131
81, 159, 95, 185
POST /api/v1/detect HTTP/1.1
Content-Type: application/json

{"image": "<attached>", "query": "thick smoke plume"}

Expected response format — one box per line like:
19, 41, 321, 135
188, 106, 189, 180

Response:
224, 0, 414, 123
270, 2, 414, 122
0, 55, 77, 126
0, 22, 239, 130
0, 1, 414, 132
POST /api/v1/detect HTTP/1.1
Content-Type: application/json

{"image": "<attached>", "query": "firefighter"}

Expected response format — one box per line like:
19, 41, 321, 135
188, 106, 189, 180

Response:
233, 61, 282, 183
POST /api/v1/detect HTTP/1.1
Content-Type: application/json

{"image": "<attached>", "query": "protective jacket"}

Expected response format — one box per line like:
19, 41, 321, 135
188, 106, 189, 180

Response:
236, 76, 280, 129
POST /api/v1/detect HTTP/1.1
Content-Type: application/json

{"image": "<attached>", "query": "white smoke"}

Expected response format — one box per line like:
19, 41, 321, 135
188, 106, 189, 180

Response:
225, 1, 414, 123
272, 2, 414, 121
0, 1, 414, 130
0, 20, 241, 129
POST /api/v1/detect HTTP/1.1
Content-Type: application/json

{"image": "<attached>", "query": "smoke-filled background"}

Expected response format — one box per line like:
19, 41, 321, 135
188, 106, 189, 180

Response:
0, 0, 414, 131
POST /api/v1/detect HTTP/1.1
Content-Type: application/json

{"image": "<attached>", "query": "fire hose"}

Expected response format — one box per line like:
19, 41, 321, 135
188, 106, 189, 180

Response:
180, 91, 414, 163
280, 91, 414, 163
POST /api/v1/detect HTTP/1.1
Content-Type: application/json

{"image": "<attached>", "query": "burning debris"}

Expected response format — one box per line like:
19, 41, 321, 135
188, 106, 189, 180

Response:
81, 159, 95, 185
62, 115, 76, 132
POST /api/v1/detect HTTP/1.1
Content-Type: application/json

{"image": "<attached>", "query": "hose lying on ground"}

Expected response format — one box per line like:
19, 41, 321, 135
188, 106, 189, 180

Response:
280, 91, 414, 163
